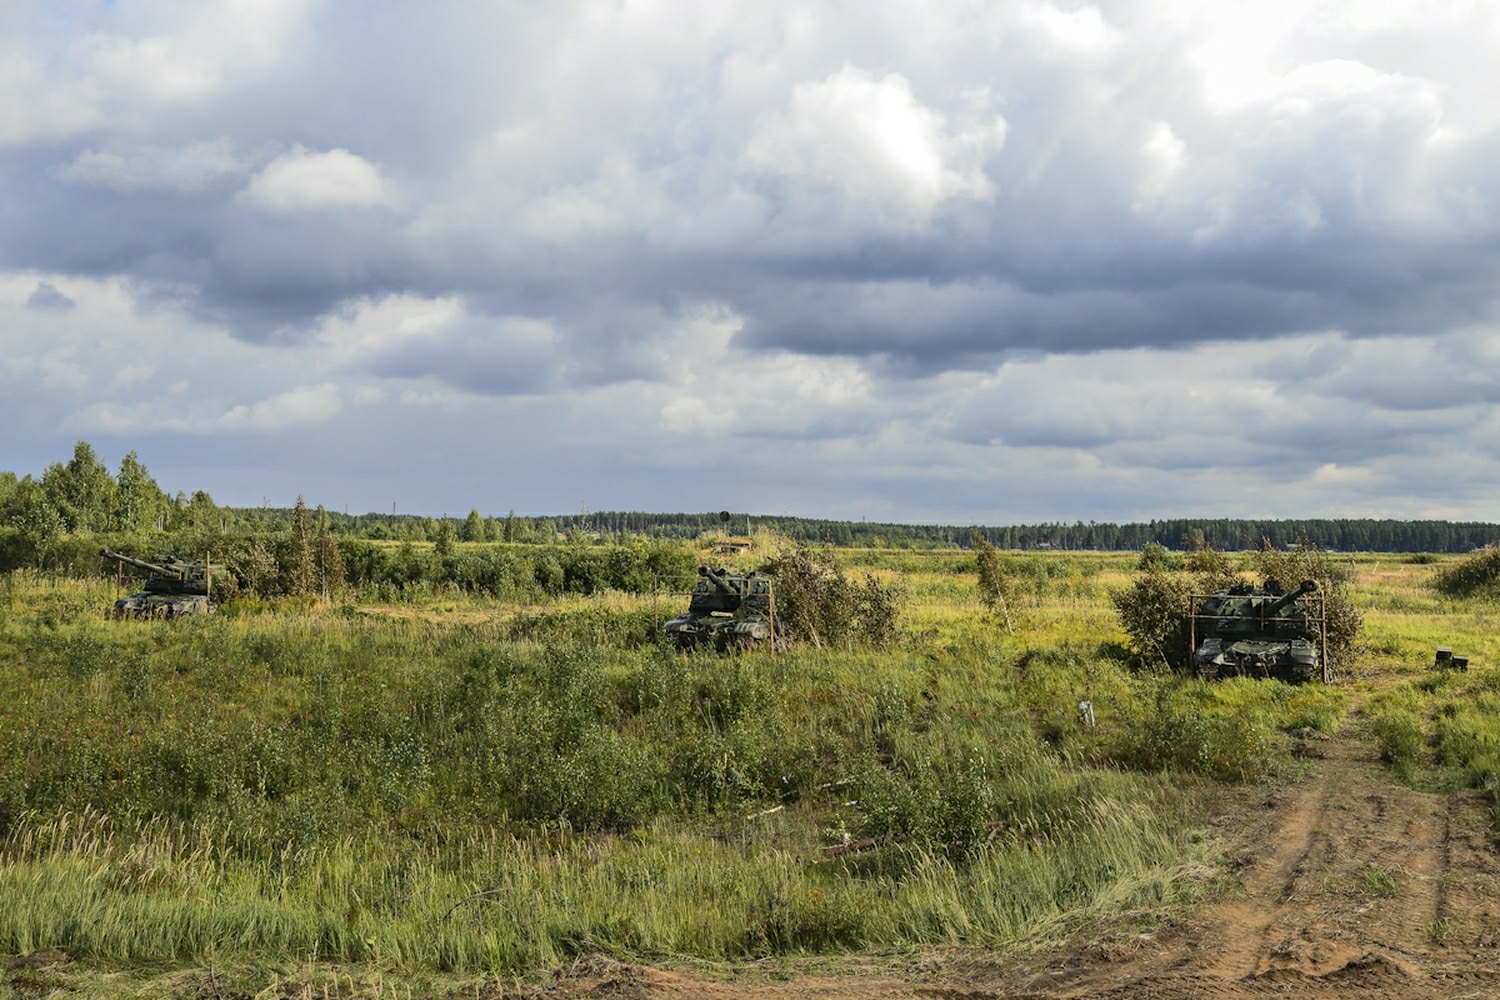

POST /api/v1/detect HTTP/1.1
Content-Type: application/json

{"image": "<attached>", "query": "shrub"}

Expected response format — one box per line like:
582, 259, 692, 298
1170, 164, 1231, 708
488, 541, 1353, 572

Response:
1109, 684, 1273, 783
1114, 539, 1363, 676
761, 543, 903, 649
974, 534, 1018, 632
1137, 543, 1182, 572
1433, 545, 1500, 598
1110, 570, 1193, 671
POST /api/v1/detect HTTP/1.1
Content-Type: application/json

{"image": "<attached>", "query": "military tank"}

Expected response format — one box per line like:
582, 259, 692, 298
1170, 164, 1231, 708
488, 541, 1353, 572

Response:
664, 566, 774, 651
1190, 579, 1327, 682
100, 549, 230, 617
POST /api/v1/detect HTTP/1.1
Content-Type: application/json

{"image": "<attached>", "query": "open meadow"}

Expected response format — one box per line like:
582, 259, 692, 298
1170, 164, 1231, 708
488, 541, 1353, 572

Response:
3, 541, 1500, 998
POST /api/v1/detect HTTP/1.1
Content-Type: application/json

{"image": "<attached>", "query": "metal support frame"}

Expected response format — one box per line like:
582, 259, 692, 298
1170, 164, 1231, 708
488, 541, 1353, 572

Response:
1187, 592, 1329, 681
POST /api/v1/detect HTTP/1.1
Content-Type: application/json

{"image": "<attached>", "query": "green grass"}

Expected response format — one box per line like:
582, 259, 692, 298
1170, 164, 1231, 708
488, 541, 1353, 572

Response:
0, 544, 1491, 980
1359, 868, 1401, 897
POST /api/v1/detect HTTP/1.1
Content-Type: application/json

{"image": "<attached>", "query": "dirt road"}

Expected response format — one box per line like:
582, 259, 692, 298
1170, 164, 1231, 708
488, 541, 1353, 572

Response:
535, 727, 1500, 999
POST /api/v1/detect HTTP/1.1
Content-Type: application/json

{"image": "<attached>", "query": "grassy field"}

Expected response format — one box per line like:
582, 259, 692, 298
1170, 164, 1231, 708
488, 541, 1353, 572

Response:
0, 542, 1497, 994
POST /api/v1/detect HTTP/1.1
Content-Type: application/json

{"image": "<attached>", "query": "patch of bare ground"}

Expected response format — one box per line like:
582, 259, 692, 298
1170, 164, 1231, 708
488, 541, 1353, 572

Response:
527, 725, 1500, 1000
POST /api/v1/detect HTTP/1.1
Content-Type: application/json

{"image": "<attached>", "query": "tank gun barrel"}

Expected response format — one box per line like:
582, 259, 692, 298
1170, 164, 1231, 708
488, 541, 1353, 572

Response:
699, 566, 736, 595
99, 548, 182, 579
1264, 579, 1317, 618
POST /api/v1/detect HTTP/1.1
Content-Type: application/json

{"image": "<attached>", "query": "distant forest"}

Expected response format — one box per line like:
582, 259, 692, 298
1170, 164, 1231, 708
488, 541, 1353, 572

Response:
307, 510, 1500, 553
4, 442, 1500, 558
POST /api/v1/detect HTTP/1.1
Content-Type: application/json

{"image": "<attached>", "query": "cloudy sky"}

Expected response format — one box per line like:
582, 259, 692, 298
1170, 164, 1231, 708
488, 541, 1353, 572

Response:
3, 0, 1500, 522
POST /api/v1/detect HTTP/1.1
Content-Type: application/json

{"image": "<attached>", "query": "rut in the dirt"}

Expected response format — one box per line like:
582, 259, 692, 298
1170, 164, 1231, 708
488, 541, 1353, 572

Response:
530, 727, 1500, 1000
994, 727, 1500, 998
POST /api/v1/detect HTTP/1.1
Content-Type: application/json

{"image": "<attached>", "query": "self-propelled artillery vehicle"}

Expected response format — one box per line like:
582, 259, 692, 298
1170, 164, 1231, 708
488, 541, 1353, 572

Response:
100, 549, 230, 617
664, 566, 774, 651
1190, 578, 1327, 682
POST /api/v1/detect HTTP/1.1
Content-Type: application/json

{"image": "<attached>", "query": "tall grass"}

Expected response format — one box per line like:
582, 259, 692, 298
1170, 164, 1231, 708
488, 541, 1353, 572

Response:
0, 551, 1365, 973
0, 792, 1203, 970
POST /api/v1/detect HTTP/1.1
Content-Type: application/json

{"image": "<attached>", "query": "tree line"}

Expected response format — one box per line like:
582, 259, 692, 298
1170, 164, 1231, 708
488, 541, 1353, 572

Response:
6, 443, 1500, 573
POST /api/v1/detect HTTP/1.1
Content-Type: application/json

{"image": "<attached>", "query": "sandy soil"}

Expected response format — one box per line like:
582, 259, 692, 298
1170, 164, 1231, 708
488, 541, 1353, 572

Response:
522, 726, 1500, 1000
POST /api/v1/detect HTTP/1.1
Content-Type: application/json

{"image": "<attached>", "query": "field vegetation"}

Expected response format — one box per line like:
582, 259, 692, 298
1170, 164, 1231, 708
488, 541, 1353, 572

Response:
3, 447, 1500, 993
7, 542, 1454, 981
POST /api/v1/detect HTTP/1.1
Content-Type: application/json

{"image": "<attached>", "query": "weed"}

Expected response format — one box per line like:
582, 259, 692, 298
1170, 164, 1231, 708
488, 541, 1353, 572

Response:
1359, 868, 1401, 897
1373, 710, 1425, 779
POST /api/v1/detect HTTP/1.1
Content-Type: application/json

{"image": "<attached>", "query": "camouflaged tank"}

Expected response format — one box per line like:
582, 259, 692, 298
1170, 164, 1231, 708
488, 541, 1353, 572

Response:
1191, 579, 1326, 682
101, 549, 230, 617
664, 566, 773, 651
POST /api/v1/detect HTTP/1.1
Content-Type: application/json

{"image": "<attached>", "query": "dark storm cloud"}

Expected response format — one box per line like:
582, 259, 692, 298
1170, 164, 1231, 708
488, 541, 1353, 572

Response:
25, 280, 74, 312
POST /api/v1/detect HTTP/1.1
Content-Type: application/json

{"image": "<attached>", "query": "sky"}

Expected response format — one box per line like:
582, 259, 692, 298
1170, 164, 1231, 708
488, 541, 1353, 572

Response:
3, 0, 1500, 522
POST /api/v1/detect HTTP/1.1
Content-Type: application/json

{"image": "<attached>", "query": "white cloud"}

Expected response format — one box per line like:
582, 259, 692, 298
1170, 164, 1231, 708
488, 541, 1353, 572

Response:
0, 0, 314, 147
216, 384, 343, 431
743, 66, 1005, 228
312, 294, 469, 361
1018, 1, 1117, 52
54, 139, 245, 192
240, 147, 397, 212
5, 3, 1500, 518
1133, 122, 1187, 212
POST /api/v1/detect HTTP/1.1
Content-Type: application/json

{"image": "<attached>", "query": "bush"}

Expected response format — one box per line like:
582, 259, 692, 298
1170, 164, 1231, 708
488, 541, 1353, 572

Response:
1110, 684, 1273, 783
1137, 543, 1182, 572
1114, 539, 1363, 676
1433, 545, 1500, 598
974, 534, 1018, 631
504, 606, 659, 648
761, 542, 903, 649
1110, 570, 1193, 671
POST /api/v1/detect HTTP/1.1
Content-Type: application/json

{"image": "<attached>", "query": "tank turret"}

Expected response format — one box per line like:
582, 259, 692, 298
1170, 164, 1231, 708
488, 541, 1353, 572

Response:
702, 566, 736, 594
664, 566, 774, 651
1191, 579, 1327, 683
101, 549, 229, 617
1263, 578, 1318, 619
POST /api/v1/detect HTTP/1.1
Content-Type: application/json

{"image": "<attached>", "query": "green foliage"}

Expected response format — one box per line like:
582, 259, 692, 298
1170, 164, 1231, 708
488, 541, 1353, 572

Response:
1137, 542, 1182, 572
1250, 539, 1363, 671
1433, 545, 1500, 598
284, 496, 317, 595
334, 537, 695, 600
1182, 536, 1238, 591
434, 517, 458, 558
1112, 539, 1364, 676
1, 476, 64, 564
0, 565, 1308, 973
973, 533, 1017, 630
1110, 570, 1194, 671
113, 451, 166, 532
1110, 682, 1275, 783
760, 542, 903, 649
1373, 709, 1425, 778
1360, 868, 1401, 896
238, 537, 278, 596
42, 442, 117, 534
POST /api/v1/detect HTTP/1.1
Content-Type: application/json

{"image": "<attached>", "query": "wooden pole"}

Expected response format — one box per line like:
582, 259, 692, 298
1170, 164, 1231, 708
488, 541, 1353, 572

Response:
768, 586, 777, 655
1189, 595, 1196, 671
1320, 593, 1330, 685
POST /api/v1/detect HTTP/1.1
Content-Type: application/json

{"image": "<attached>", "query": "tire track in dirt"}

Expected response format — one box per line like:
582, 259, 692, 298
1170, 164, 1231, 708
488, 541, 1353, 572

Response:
525, 728, 1500, 1000
1201, 772, 1330, 981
